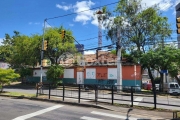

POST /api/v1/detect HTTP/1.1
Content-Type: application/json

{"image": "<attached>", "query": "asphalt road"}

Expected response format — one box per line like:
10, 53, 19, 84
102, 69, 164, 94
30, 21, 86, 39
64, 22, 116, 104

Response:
4, 88, 180, 111
0, 96, 161, 120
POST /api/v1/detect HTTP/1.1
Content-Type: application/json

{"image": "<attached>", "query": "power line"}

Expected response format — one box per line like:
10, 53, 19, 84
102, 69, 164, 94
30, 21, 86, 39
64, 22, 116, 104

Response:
46, 1, 119, 20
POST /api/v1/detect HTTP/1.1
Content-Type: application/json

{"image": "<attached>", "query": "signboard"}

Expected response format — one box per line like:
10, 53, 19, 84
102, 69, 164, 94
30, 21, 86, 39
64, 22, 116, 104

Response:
77, 67, 84, 72
86, 68, 96, 79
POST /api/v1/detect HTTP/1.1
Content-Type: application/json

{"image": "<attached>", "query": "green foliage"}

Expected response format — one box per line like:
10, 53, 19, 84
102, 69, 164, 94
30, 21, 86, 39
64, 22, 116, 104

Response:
0, 68, 20, 92
0, 26, 77, 70
140, 45, 180, 85
46, 64, 64, 84
154, 77, 161, 84
104, 0, 172, 87
18, 68, 32, 78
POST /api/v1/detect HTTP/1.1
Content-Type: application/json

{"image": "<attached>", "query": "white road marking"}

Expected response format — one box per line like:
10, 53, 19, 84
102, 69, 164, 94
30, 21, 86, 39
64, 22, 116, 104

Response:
91, 111, 138, 120
81, 116, 102, 120
12, 105, 63, 120
133, 97, 143, 105
129, 97, 143, 105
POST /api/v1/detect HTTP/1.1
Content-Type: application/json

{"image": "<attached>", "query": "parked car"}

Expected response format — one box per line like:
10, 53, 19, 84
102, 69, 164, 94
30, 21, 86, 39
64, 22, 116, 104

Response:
163, 82, 180, 95
144, 83, 152, 90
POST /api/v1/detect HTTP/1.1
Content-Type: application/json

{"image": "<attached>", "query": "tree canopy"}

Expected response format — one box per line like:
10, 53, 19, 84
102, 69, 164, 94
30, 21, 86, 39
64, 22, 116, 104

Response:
0, 68, 20, 92
104, 0, 172, 89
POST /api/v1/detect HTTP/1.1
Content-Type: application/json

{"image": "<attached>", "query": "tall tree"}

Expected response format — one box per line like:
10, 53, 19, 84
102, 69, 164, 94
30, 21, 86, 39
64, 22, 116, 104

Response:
43, 26, 76, 65
140, 45, 180, 89
104, 0, 172, 89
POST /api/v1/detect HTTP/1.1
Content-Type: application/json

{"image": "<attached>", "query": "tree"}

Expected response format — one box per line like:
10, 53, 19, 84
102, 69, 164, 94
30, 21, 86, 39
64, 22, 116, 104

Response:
0, 68, 20, 92
43, 26, 76, 65
46, 64, 64, 84
104, 0, 172, 89
140, 45, 180, 89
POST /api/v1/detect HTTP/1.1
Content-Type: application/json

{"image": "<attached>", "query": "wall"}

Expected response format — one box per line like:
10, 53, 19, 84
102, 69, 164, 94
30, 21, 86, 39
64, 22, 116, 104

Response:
29, 65, 142, 86
0, 62, 10, 69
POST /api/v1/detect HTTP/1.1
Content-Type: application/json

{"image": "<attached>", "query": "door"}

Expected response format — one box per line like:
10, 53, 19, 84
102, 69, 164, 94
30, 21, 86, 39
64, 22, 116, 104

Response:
77, 72, 84, 84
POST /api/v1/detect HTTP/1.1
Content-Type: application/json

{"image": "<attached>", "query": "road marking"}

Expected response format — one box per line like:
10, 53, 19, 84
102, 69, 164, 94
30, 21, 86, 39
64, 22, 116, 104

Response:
81, 116, 102, 120
129, 97, 143, 105
91, 111, 138, 120
133, 97, 143, 105
12, 105, 63, 120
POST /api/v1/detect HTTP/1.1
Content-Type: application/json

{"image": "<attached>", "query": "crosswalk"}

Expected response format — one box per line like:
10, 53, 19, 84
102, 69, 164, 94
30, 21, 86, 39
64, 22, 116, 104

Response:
80, 111, 138, 120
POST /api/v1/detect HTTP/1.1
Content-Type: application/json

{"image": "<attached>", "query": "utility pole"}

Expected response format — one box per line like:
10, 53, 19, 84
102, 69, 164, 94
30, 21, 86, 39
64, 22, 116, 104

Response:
117, 26, 122, 91
40, 19, 47, 84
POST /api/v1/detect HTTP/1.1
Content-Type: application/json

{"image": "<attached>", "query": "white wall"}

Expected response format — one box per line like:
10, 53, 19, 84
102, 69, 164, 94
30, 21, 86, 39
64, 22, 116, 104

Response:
33, 69, 47, 77
0, 62, 10, 69
64, 69, 74, 78
108, 68, 117, 79
86, 68, 96, 79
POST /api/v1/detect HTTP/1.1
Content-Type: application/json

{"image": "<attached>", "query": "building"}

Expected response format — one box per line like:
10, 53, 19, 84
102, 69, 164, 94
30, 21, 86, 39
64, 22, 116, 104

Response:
75, 44, 84, 55
176, 2, 180, 48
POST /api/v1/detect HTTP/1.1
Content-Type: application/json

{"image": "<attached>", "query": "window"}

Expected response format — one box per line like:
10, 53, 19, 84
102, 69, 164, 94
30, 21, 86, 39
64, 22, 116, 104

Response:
175, 84, 179, 88
170, 84, 175, 88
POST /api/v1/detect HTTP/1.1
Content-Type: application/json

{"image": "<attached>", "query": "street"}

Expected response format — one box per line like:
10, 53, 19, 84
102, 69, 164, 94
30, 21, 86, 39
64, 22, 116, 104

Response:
0, 96, 164, 120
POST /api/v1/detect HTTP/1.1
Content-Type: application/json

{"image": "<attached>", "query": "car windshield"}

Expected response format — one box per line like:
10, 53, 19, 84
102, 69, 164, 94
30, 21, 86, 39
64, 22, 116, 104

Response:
170, 84, 175, 88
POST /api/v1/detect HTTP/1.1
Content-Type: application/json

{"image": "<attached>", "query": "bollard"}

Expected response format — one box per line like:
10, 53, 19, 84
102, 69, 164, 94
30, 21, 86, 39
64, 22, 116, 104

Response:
153, 87, 157, 109
112, 85, 114, 105
173, 111, 177, 119
36, 84, 38, 97
131, 86, 134, 107
49, 84, 51, 99
78, 84, 81, 103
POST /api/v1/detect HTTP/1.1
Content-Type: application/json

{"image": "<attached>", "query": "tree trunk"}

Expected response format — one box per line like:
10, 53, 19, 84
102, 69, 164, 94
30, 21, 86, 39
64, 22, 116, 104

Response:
0, 86, 3, 92
160, 73, 163, 92
147, 67, 155, 91
175, 76, 180, 85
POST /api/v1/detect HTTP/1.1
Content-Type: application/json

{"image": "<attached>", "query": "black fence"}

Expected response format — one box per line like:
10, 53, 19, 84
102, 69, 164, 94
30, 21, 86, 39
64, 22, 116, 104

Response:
36, 83, 180, 110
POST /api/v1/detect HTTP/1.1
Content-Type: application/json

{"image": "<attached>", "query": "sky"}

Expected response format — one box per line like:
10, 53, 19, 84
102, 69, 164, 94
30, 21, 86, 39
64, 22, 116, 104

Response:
0, 0, 180, 54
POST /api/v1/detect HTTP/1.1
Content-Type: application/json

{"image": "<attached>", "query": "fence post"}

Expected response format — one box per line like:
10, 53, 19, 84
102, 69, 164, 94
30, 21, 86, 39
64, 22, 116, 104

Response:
78, 84, 81, 103
49, 84, 51, 99
63, 84, 65, 101
95, 85, 98, 105
112, 85, 114, 105
153, 87, 157, 109
173, 112, 177, 119
36, 84, 38, 97
131, 86, 134, 107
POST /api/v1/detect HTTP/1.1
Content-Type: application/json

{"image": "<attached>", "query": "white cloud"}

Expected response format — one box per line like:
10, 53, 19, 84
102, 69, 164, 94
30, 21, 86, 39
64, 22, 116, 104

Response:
0, 38, 3, 45
35, 22, 40, 25
56, 4, 72, 11
69, 23, 74, 26
29, 22, 41, 25
56, 1, 95, 25
84, 50, 96, 54
141, 0, 175, 11
73, 1, 95, 25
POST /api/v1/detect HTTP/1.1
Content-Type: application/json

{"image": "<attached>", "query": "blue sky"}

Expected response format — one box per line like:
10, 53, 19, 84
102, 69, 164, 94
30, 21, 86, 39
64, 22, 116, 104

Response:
0, 0, 180, 54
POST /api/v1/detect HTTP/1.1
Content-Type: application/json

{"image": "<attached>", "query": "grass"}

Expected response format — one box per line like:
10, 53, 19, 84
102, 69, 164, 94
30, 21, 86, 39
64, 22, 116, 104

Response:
0, 91, 36, 98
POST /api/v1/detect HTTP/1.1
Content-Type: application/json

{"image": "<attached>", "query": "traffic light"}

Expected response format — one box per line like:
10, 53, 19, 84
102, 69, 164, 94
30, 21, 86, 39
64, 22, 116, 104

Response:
43, 40, 48, 50
177, 17, 180, 34
61, 30, 66, 39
